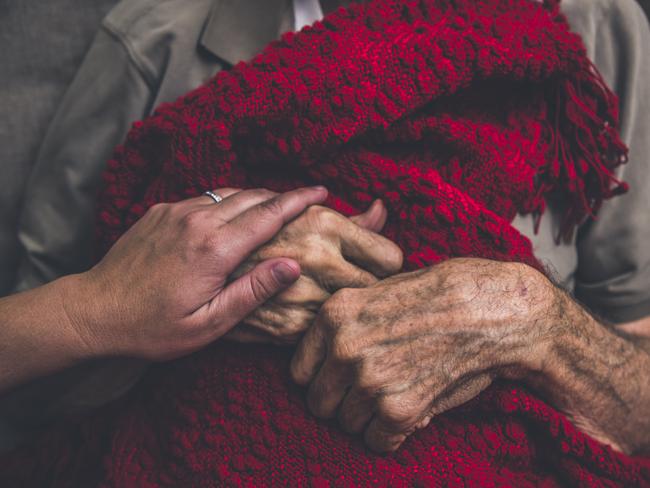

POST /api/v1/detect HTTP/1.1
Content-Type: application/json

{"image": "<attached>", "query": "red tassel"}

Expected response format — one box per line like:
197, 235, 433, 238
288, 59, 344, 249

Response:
541, 59, 628, 242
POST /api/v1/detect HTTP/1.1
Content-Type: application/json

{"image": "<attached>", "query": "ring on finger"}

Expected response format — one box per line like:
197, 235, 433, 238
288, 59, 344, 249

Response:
204, 190, 224, 205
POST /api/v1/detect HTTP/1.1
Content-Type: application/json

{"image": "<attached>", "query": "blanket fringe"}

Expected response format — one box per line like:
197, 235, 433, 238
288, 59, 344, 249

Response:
542, 59, 628, 242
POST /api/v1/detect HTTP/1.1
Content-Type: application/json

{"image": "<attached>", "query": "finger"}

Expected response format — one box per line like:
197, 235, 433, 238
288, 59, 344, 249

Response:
306, 360, 351, 419
290, 317, 327, 386
338, 221, 403, 278
206, 258, 301, 335
224, 323, 276, 344
271, 275, 330, 306
198, 187, 242, 206
338, 388, 375, 434
242, 303, 314, 344
364, 414, 416, 453
173, 188, 243, 211
362, 375, 493, 453
203, 188, 279, 222
427, 374, 493, 418
315, 258, 378, 291
350, 200, 387, 233
221, 186, 328, 265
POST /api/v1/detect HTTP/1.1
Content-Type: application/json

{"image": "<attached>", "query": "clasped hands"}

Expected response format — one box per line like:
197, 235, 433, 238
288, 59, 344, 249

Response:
49, 187, 642, 455
226, 195, 560, 453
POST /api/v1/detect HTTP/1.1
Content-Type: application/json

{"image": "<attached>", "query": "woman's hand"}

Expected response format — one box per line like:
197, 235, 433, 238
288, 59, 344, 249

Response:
63, 187, 329, 361
226, 200, 403, 344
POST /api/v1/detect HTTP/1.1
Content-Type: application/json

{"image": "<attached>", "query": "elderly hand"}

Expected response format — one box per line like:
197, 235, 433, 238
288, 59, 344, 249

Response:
291, 258, 556, 452
62, 187, 328, 361
226, 200, 404, 344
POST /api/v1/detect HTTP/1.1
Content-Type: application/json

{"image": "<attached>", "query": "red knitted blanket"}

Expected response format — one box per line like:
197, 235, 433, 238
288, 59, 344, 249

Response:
3, 0, 650, 486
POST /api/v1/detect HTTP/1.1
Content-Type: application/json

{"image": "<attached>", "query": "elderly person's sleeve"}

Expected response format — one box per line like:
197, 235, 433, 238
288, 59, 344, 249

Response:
566, 0, 650, 323
13, 24, 154, 292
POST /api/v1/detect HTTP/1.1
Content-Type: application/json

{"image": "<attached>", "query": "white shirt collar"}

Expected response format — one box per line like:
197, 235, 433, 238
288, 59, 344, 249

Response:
293, 0, 324, 31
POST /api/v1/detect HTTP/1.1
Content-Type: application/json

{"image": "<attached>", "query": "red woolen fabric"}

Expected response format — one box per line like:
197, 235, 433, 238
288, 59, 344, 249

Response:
2, 0, 649, 486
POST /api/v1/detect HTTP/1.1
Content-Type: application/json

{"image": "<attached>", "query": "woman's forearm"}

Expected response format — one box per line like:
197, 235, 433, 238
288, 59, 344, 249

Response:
0, 274, 91, 393
0, 187, 326, 394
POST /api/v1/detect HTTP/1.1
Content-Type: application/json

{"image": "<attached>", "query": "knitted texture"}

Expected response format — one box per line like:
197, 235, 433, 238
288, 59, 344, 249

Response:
2, 0, 649, 486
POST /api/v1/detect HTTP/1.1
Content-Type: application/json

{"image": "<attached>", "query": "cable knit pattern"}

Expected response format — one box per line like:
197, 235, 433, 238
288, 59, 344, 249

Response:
2, 0, 649, 486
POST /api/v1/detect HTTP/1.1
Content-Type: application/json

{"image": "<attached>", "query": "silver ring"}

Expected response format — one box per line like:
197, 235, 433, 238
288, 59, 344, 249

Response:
204, 190, 224, 205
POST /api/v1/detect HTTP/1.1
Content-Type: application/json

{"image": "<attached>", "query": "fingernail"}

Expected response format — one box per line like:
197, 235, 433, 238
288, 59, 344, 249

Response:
272, 262, 299, 285
311, 185, 327, 192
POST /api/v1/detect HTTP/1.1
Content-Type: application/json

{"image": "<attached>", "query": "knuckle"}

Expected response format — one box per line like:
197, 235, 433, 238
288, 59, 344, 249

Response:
330, 286, 356, 302
180, 209, 208, 231
319, 209, 343, 230
306, 205, 339, 228
356, 366, 382, 395
383, 244, 404, 272
145, 202, 173, 223
176, 213, 218, 251
303, 246, 334, 269
319, 290, 350, 326
330, 334, 356, 363
148, 202, 169, 215
304, 204, 327, 218
248, 188, 276, 201
330, 287, 358, 308
378, 396, 420, 427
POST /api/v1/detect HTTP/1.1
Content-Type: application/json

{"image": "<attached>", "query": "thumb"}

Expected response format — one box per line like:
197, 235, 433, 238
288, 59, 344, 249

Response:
350, 199, 387, 232
207, 258, 301, 335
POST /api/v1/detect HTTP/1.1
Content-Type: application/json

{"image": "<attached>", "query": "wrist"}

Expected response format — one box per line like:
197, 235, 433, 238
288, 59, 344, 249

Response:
56, 272, 111, 360
517, 286, 645, 453
510, 266, 568, 378
536, 287, 591, 376
518, 279, 597, 392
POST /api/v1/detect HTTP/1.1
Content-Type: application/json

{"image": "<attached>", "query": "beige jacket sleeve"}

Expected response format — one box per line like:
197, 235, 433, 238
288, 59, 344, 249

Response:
13, 25, 154, 292
564, 0, 650, 323
1, 26, 153, 452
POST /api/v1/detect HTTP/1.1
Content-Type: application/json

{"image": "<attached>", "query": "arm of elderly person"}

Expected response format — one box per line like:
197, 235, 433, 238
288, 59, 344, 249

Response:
291, 260, 650, 455
0, 187, 328, 393
290, 0, 650, 456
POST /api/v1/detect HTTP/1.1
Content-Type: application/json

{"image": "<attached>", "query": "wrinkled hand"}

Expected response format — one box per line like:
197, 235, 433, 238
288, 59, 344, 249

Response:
291, 258, 555, 452
65, 187, 328, 361
227, 200, 404, 344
